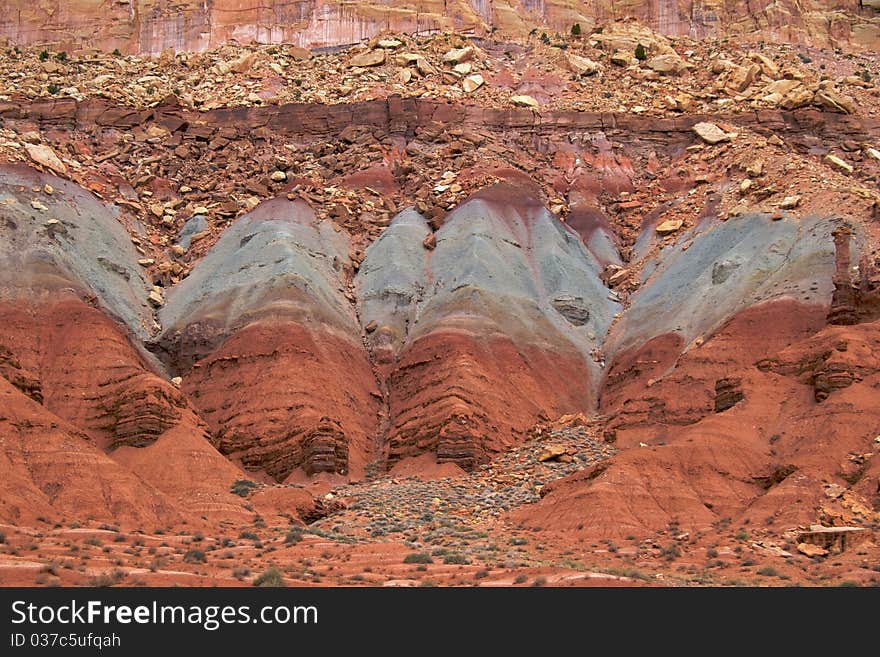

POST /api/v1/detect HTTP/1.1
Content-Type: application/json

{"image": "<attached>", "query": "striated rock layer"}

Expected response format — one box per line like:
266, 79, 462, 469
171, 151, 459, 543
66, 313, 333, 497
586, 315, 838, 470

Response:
0, 1, 877, 54
157, 197, 381, 482
2, 153, 878, 549
513, 214, 880, 539
0, 164, 261, 524
357, 184, 617, 470
515, 320, 880, 538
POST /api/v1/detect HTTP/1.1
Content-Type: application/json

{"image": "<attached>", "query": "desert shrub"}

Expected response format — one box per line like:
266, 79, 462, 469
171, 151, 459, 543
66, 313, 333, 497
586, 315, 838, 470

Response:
182, 549, 206, 564
253, 566, 284, 587
403, 552, 433, 564
442, 553, 471, 565
230, 479, 258, 497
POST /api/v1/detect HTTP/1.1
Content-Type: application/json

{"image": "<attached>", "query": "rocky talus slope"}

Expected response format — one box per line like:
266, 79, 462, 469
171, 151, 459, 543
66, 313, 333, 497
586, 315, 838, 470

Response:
1, 0, 878, 54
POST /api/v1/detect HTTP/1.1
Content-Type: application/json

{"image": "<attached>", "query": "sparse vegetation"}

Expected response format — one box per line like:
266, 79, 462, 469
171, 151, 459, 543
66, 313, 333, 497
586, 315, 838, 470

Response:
442, 553, 471, 565
661, 544, 681, 561
253, 566, 285, 587
182, 549, 207, 564
403, 552, 433, 564
230, 479, 258, 497
757, 566, 779, 577
284, 528, 304, 545
89, 569, 126, 587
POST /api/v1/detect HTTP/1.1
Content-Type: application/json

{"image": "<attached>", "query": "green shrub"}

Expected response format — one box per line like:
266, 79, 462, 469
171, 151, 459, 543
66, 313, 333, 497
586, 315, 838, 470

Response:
635, 43, 647, 61
39, 50, 49, 61
47, 84, 61, 95
571, 23, 581, 36
239, 530, 259, 540
182, 549, 206, 564
442, 553, 471, 565
403, 552, 433, 564
230, 479, 258, 497
661, 544, 680, 561
253, 566, 284, 587
284, 528, 304, 545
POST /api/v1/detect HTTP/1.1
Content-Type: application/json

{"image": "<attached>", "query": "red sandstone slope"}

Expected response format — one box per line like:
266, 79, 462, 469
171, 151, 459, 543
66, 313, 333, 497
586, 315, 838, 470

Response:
514, 319, 880, 539
0, 295, 263, 522
0, 376, 180, 527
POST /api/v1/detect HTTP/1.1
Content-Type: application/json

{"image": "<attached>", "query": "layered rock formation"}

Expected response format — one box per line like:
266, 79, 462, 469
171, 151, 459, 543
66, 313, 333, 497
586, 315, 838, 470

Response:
516, 319, 880, 538
357, 184, 617, 469
156, 197, 381, 481
512, 214, 880, 539
0, 164, 264, 523
1, 0, 877, 53
600, 212, 838, 444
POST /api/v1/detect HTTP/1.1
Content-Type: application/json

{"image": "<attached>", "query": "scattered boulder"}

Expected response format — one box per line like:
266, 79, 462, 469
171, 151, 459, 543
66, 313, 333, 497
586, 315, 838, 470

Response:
442, 47, 474, 65
462, 74, 484, 93
349, 50, 385, 68
538, 444, 568, 462
779, 195, 801, 209
565, 52, 602, 76
797, 542, 828, 557
175, 214, 209, 251
825, 154, 853, 174
692, 122, 730, 144
726, 63, 760, 92
814, 90, 856, 114
646, 53, 685, 75
610, 50, 632, 67
24, 143, 67, 175
656, 218, 684, 234
511, 94, 539, 108
750, 52, 780, 79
